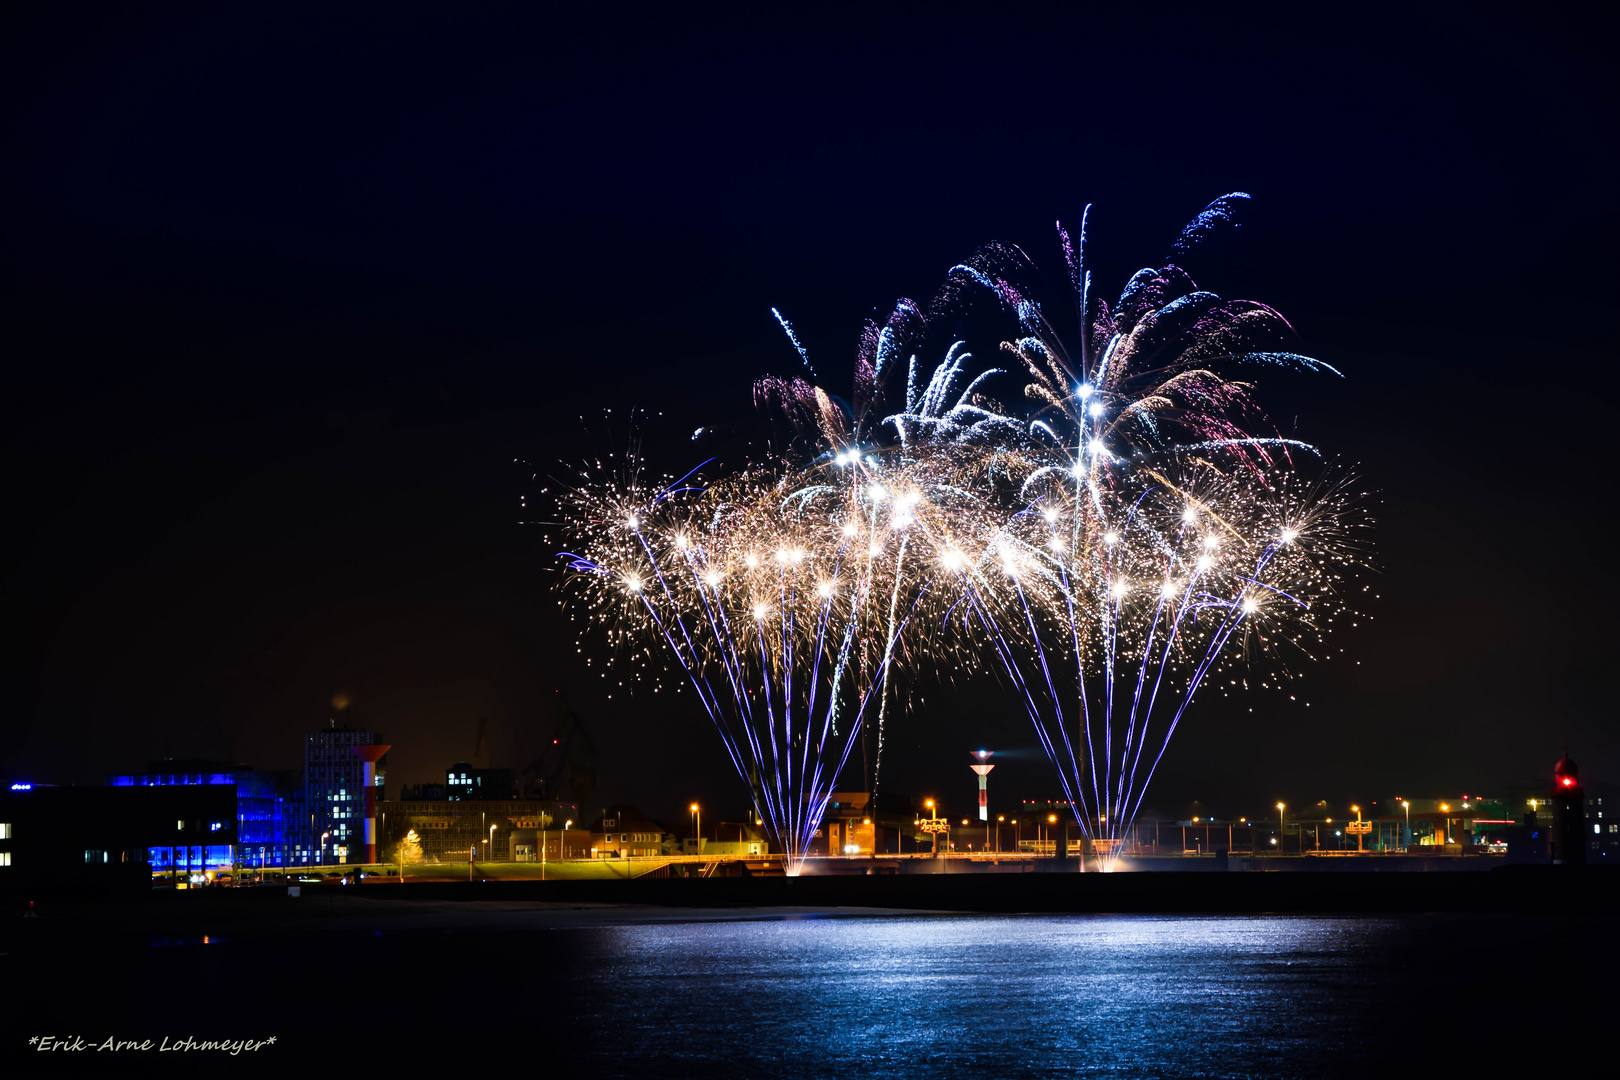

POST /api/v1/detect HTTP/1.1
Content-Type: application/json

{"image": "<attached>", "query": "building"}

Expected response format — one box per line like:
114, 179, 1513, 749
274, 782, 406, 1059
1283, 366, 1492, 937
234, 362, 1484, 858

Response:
1587, 784, 1617, 860
103, 721, 391, 869
106, 759, 300, 869
303, 722, 386, 864
1374, 796, 1511, 852
821, 792, 874, 856
683, 817, 770, 857
379, 795, 579, 863
1, 782, 238, 896
510, 827, 592, 861
446, 762, 517, 801
1504, 809, 1547, 864
588, 806, 674, 858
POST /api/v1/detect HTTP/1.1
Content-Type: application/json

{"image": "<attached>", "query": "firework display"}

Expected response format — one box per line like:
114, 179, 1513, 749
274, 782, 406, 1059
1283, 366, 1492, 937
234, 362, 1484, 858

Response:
941, 452, 1360, 867
556, 453, 986, 872
556, 194, 1366, 869
898, 195, 1367, 866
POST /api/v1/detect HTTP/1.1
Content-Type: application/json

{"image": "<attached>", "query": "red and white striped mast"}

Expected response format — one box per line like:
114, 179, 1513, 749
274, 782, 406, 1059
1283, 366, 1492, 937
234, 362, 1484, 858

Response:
352, 744, 392, 864
970, 750, 994, 822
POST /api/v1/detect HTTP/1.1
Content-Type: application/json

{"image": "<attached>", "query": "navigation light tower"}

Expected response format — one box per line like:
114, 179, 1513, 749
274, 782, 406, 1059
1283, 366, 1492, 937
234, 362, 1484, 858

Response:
970, 750, 995, 822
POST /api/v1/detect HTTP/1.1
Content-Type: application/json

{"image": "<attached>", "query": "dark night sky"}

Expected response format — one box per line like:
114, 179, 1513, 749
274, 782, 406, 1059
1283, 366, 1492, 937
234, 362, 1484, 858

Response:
2, 3, 1615, 825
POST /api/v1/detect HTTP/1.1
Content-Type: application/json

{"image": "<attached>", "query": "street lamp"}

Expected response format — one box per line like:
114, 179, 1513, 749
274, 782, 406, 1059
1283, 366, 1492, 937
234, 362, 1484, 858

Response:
321, 831, 331, 867
1401, 800, 1410, 849
1348, 804, 1370, 853
996, 815, 1005, 854
489, 823, 497, 864
691, 803, 701, 855
1277, 803, 1285, 855
1048, 813, 1058, 855
919, 799, 947, 856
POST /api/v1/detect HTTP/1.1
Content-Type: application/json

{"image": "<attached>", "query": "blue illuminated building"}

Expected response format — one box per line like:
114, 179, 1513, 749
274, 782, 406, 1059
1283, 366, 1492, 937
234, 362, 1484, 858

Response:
107, 759, 300, 869
101, 722, 388, 870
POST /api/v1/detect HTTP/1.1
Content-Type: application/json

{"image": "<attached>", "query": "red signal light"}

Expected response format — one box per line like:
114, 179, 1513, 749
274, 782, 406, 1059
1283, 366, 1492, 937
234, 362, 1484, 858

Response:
1560, 776, 1575, 787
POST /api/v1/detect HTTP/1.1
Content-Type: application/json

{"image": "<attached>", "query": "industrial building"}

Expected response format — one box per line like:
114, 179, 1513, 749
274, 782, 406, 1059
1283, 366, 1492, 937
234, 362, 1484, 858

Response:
379, 794, 580, 863
0, 782, 238, 896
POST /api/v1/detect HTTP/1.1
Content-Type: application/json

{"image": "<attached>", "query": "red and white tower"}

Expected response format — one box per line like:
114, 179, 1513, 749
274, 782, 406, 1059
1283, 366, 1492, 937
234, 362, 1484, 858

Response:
351, 744, 392, 864
970, 750, 995, 822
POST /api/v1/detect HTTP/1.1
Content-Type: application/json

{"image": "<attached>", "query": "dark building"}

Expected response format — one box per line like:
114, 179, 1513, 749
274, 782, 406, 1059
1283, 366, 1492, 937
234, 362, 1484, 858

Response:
1, 783, 238, 896
303, 722, 386, 864
1504, 809, 1548, 864
1587, 785, 1617, 861
446, 762, 516, 801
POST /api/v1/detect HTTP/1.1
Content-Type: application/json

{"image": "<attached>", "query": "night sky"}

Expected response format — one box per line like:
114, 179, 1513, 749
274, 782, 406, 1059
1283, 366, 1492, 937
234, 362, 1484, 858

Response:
3, 4, 1615, 825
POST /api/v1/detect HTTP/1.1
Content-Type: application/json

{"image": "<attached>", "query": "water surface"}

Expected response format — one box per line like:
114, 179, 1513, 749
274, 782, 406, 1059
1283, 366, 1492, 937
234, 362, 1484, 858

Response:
10, 906, 1609, 1076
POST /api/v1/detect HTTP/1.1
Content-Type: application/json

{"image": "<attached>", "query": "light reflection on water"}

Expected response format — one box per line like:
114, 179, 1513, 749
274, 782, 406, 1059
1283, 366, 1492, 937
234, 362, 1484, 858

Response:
553, 914, 1517, 1078
15, 907, 1608, 1076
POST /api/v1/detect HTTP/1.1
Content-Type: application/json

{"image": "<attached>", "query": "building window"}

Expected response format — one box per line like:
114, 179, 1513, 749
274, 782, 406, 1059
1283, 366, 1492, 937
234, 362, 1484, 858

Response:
0, 823, 10, 839
0, 852, 11, 866
85, 850, 108, 864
